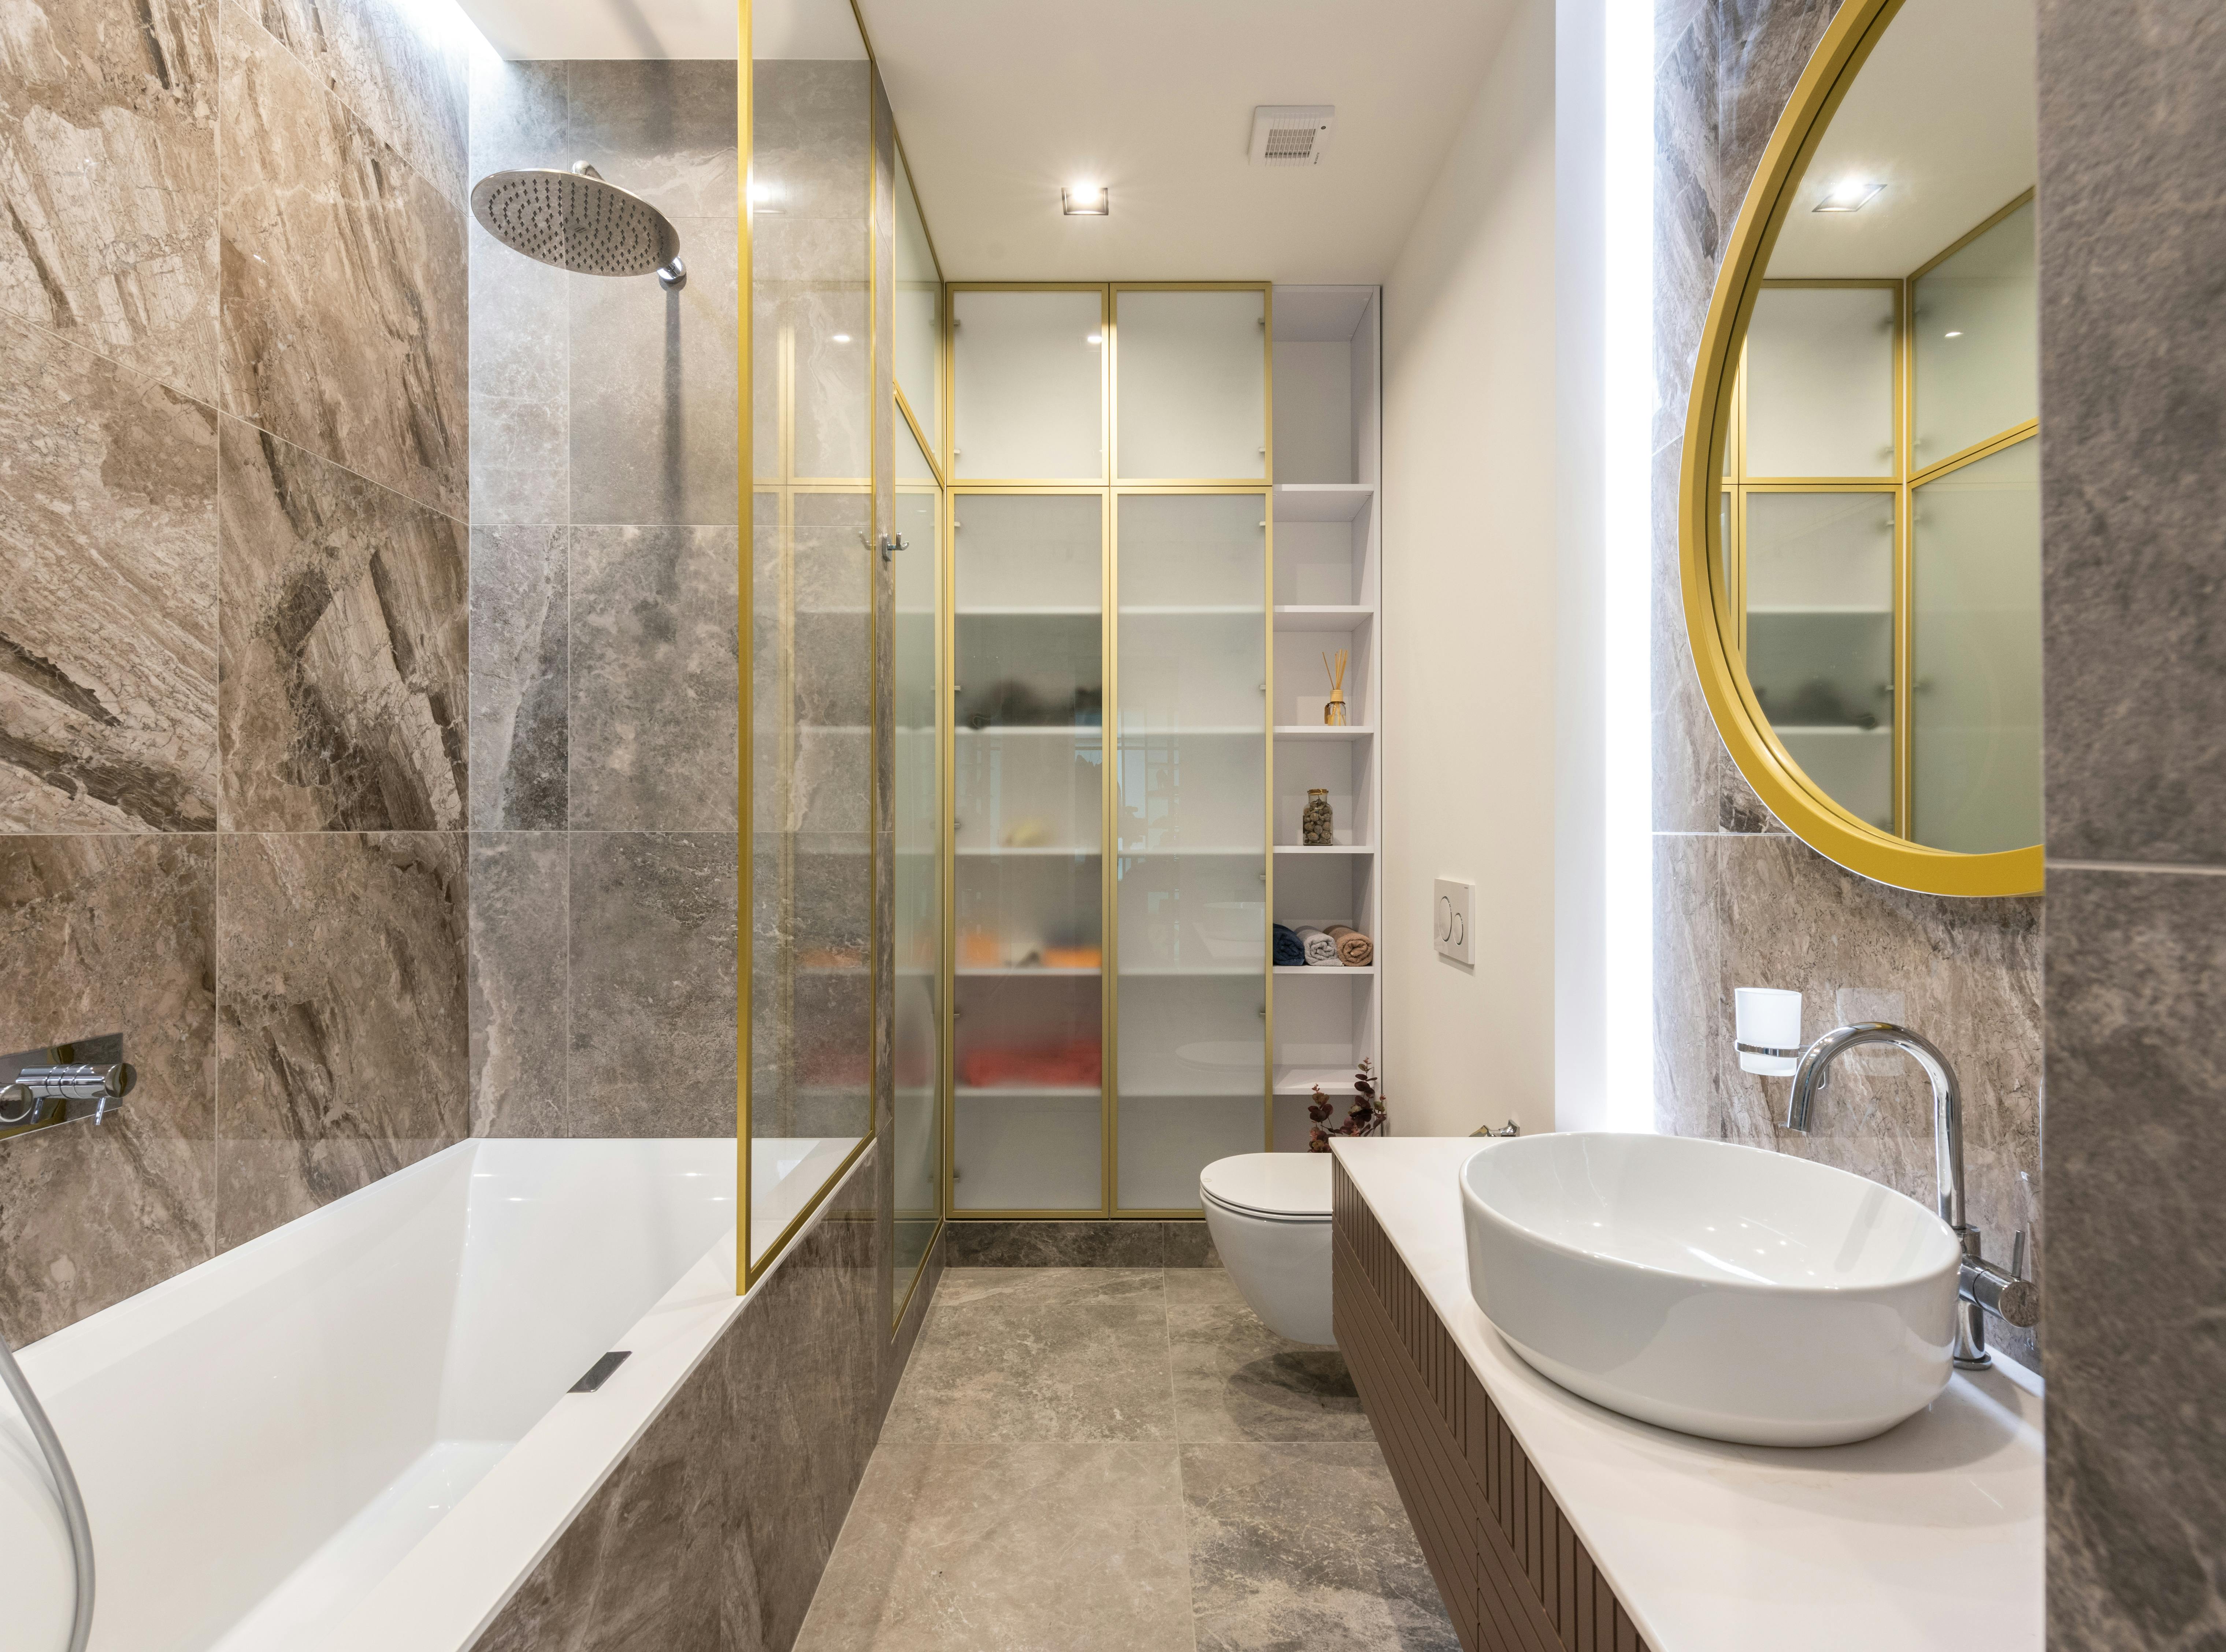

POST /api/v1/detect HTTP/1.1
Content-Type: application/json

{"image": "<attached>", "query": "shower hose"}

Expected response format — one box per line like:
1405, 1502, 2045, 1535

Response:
0, 1331, 93, 1652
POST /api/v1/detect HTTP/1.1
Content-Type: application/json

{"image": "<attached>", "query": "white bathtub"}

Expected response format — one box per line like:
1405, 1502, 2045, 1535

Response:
1, 1133, 860, 1652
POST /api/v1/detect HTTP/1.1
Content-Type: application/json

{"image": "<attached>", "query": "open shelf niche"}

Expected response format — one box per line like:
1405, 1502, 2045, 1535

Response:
1269, 285, 1383, 1151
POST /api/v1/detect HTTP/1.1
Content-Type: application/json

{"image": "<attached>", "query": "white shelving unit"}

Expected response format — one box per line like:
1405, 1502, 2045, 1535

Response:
1269, 286, 1383, 1151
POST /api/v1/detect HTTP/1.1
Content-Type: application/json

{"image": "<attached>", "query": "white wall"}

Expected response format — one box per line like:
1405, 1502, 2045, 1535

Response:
1382, 0, 1560, 1139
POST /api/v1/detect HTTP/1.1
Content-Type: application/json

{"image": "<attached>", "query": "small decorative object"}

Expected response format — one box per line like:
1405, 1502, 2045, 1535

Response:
1307, 1058, 1385, 1152
1302, 788, 1334, 845
1322, 649, 1350, 725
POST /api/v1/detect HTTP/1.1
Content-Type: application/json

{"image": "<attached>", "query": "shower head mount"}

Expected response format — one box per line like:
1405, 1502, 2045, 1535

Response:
470, 161, 687, 290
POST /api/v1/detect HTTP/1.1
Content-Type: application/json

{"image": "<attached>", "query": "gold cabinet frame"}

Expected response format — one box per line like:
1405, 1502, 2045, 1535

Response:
1679, 0, 2044, 896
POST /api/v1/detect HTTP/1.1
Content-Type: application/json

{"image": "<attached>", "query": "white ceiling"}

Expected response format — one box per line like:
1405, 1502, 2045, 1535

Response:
451, 0, 1512, 282
1767, 0, 2036, 278
858, 0, 1515, 283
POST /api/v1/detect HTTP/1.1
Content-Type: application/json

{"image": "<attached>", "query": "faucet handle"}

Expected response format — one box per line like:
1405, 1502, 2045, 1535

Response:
1961, 1228, 2040, 1329
2009, 1228, 2026, 1283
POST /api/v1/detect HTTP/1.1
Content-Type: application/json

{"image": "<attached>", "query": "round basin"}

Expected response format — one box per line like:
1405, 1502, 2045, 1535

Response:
1460, 1133, 1960, 1446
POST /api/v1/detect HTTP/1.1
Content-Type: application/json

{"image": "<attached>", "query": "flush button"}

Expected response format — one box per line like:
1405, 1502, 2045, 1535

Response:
1433, 877, 1474, 966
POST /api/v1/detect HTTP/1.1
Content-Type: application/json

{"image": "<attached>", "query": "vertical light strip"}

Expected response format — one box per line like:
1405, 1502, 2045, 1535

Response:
1602, 0, 1655, 1127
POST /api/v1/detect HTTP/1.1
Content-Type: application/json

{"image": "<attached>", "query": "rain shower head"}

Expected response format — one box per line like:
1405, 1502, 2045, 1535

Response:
470, 162, 687, 290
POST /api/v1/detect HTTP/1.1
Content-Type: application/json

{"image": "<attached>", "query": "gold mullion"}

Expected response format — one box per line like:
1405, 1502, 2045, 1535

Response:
1102, 488, 1117, 1217
1908, 420, 2040, 488
1262, 485, 1276, 1154
736, 28, 752, 1292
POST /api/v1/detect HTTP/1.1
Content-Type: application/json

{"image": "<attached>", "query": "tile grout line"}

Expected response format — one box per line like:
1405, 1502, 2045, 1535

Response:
1162, 1262, 1205, 1652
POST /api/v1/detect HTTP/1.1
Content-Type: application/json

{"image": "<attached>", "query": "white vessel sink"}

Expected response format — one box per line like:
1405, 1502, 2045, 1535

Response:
1460, 1133, 1962, 1446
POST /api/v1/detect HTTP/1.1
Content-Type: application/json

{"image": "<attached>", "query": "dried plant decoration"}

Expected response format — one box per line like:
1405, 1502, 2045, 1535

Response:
1307, 1058, 1386, 1151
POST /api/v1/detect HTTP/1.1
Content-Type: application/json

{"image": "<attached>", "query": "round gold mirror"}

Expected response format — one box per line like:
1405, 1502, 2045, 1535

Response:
1681, 0, 2044, 896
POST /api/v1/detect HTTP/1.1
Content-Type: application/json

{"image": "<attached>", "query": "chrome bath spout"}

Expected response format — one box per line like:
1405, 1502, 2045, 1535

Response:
1785, 1022, 2037, 1369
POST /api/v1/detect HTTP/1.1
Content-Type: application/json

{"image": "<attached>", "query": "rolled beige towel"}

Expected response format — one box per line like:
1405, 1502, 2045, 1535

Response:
1295, 925, 1339, 966
1327, 924, 1373, 967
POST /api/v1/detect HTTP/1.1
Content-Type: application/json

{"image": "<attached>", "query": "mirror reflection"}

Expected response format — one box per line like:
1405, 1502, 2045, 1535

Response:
1721, 0, 2040, 853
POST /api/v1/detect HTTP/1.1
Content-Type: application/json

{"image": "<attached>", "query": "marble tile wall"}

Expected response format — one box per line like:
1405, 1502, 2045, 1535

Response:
463, 57, 748, 1143
1648, 0, 2045, 1366
2034, 3, 2226, 1644
0, 0, 472, 1342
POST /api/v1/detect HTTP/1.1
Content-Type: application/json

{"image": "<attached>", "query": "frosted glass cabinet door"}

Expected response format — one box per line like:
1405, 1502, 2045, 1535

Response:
1913, 438, 2041, 855
1743, 491, 1896, 831
1913, 202, 2037, 470
1115, 289, 1267, 480
893, 149, 942, 458
891, 417, 941, 1279
951, 289, 1105, 481
1115, 493, 1265, 1210
1744, 287, 1895, 479
951, 492, 1105, 1211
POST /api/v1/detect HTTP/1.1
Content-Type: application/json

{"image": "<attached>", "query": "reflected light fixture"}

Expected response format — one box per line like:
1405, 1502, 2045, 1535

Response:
1944, 330, 1964, 338
1085, 331, 1103, 345
749, 181, 782, 213
831, 333, 852, 343
1061, 183, 1109, 216
1813, 177, 1885, 213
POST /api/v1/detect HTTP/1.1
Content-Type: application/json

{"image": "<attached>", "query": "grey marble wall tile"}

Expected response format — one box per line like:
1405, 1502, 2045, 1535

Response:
214, 830, 467, 1252
468, 830, 567, 1135
883, 1212, 943, 1418
467, 55, 566, 177
0, 0, 220, 400
482, 1148, 879, 1652
881, 1267, 1176, 1444
0, 315, 219, 832
1164, 1218, 1221, 1268
1653, 2, 1721, 457
470, 526, 566, 830
1715, 0, 1842, 222
467, 217, 568, 406
1182, 1442, 1460, 1652
1715, 832, 2044, 1361
568, 830, 737, 1136
252, 0, 469, 205
1651, 436, 1720, 835
468, 389, 569, 528
218, 417, 468, 831
0, 836, 215, 1345
568, 216, 738, 527
567, 60, 738, 221
2037, 0, 2226, 868
1652, 832, 1722, 1139
1168, 1270, 1367, 1444
793, 1442, 1195, 1652
944, 1220, 1164, 1268
569, 525, 739, 831
218, 3, 467, 518
752, 60, 871, 232
2044, 868, 2226, 1648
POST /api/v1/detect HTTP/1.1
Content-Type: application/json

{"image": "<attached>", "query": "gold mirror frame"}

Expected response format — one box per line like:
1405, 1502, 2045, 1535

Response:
1678, 0, 2044, 897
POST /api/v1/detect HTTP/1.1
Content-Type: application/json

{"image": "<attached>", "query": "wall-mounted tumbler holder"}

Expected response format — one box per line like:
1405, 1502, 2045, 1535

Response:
0, 1033, 133, 1143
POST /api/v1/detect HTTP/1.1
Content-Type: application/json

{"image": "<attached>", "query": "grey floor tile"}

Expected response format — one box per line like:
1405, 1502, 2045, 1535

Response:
793, 1443, 1197, 1652
879, 1268, 1177, 1443
1181, 1443, 1459, 1652
1168, 1270, 1371, 1445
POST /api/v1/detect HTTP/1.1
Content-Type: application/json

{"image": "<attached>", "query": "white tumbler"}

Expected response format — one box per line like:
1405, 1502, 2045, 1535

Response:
1734, 988, 1803, 1076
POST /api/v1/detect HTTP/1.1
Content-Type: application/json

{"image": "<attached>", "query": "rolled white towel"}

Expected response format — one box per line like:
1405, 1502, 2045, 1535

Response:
1295, 925, 1339, 967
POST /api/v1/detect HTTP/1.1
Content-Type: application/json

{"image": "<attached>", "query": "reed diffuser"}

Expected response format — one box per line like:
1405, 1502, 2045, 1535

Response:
1322, 648, 1349, 726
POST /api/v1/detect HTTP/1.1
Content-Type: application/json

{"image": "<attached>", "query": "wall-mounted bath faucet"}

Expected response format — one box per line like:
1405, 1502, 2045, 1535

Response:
0, 1035, 133, 1142
1785, 1022, 2037, 1369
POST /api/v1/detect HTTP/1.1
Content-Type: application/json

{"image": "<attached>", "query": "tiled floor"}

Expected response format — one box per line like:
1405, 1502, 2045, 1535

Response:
794, 1266, 1460, 1652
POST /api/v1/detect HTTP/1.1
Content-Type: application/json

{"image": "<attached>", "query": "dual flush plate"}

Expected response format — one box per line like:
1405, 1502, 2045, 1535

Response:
1433, 878, 1474, 966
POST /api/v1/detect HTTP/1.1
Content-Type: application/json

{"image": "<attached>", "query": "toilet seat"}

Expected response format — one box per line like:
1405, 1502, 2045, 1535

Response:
1199, 1152, 1332, 1221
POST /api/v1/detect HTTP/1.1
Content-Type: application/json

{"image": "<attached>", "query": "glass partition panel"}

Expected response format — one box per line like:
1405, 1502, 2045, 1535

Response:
951, 492, 1105, 1211
1743, 286, 1896, 479
893, 147, 942, 457
748, 1, 874, 1273
1912, 438, 2041, 853
1913, 200, 2037, 469
1743, 490, 1896, 831
892, 412, 942, 1294
951, 289, 1105, 481
1114, 493, 1265, 1211
1114, 289, 1268, 481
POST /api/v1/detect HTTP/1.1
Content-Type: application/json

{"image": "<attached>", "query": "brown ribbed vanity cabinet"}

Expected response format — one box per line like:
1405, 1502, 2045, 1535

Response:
1333, 1163, 1649, 1652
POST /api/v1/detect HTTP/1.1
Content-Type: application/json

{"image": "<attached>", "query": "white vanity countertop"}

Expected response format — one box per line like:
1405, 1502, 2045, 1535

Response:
1332, 1136, 2043, 1652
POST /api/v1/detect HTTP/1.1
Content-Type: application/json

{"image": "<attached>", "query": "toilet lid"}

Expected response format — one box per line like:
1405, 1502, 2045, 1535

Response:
1199, 1152, 1333, 1219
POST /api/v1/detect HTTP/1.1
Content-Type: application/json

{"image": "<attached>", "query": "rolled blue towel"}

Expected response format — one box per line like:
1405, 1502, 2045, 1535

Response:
1273, 923, 1306, 967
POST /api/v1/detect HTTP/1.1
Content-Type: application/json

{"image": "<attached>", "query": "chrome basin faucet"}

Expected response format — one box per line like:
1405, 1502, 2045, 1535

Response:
1785, 1022, 2037, 1369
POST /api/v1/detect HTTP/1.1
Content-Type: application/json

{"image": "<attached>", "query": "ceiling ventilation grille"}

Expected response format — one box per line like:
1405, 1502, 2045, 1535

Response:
1249, 105, 1334, 168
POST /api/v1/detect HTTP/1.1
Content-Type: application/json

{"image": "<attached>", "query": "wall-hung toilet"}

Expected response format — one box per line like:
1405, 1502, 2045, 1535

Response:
1201, 1153, 1335, 1346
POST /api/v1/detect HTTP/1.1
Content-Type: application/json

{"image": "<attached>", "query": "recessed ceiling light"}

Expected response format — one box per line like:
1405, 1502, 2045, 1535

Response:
1085, 332, 1103, 345
1944, 331, 1963, 338
1812, 178, 1885, 213
831, 334, 852, 343
1061, 183, 1109, 216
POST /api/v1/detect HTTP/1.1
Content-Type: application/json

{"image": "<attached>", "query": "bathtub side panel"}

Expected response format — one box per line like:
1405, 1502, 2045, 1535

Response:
475, 1143, 881, 1652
